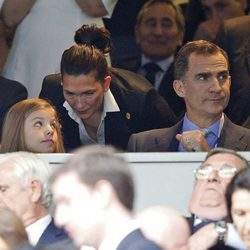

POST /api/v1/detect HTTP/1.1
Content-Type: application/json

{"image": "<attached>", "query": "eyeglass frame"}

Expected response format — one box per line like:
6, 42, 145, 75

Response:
194, 163, 237, 180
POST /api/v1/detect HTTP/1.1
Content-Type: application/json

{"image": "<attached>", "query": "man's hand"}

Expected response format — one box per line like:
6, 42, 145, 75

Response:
176, 130, 211, 152
189, 223, 218, 250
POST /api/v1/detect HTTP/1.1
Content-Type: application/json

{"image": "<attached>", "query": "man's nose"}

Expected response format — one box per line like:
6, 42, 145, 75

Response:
154, 23, 164, 35
207, 169, 220, 182
209, 78, 223, 92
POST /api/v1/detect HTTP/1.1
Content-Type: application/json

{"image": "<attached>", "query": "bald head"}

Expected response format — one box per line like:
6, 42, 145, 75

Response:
136, 205, 190, 250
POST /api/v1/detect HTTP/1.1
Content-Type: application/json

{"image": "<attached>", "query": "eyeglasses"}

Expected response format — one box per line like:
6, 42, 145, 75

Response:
194, 164, 237, 180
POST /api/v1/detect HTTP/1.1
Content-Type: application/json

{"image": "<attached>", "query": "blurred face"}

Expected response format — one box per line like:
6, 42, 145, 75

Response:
52, 172, 103, 248
62, 73, 110, 124
0, 165, 32, 226
174, 52, 230, 124
232, 189, 250, 249
189, 153, 245, 220
135, 2, 182, 61
201, 0, 246, 20
24, 108, 58, 153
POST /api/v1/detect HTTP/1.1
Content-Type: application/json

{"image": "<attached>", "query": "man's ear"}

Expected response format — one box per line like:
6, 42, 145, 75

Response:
30, 180, 42, 203
173, 80, 185, 98
104, 76, 111, 92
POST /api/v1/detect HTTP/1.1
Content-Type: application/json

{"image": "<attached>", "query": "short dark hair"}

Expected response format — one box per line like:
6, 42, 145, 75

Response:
61, 24, 112, 82
226, 167, 250, 220
60, 44, 107, 82
136, 0, 185, 35
50, 145, 135, 211
174, 40, 229, 80
205, 147, 249, 167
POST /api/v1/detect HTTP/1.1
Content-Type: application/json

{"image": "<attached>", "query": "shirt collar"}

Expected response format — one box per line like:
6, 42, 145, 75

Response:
182, 113, 224, 137
25, 214, 52, 246
141, 54, 174, 72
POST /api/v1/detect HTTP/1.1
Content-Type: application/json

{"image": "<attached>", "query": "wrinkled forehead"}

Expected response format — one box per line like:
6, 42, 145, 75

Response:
203, 153, 246, 171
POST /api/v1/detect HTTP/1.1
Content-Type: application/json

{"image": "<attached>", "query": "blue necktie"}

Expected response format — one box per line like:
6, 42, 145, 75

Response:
201, 129, 218, 149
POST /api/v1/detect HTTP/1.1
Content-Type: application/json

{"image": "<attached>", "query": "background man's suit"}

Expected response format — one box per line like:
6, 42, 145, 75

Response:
117, 229, 162, 250
0, 76, 27, 140
216, 16, 250, 126
113, 57, 185, 119
36, 219, 68, 247
128, 116, 250, 152
39, 69, 178, 151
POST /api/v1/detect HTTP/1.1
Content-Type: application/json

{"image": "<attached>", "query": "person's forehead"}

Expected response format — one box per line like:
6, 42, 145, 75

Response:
201, 0, 232, 7
141, 2, 177, 20
187, 52, 228, 71
204, 153, 244, 169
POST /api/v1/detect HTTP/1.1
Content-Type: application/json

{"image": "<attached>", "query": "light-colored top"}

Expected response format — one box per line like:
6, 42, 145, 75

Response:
26, 214, 52, 246
64, 89, 120, 145
139, 54, 174, 90
2, 0, 117, 98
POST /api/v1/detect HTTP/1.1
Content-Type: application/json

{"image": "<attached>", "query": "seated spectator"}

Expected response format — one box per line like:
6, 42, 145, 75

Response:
0, 77, 27, 141
50, 145, 162, 250
0, 207, 32, 250
128, 40, 250, 152
136, 205, 190, 250
215, 16, 250, 126
187, 148, 248, 250
0, 98, 64, 153
184, 0, 248, 42
0, 152, 69, 247
113, 0, 186, 118
40, 24, 177, 152
226, 166, 250, 250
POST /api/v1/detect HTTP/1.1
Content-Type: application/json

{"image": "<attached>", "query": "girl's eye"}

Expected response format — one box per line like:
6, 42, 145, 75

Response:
34, 121, 42, 127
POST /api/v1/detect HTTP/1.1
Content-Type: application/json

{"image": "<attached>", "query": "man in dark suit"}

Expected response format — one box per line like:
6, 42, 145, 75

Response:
128, 40, 250, 152
187, 148, 248, 250
40, 44, 177, 152
215, 15, 250, 126
50, 145, 162, 250
0, 152, 68, 247
112, 0, 186, 119
0, 76, 27, 140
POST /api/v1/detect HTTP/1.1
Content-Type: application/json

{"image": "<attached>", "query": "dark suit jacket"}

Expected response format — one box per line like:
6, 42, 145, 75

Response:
216, 16, 250, 125
39, 69, 178, 152
186, 216, 236, 250
128, 115, 250, 152
112, 56, 185, 119
117, 229, 162, 250
36, 219, 68, 247
0, 76, 27, 139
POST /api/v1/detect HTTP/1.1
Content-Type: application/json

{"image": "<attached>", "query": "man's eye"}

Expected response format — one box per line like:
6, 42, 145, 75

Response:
197, 75, 207, 81
218, 74, 229, 81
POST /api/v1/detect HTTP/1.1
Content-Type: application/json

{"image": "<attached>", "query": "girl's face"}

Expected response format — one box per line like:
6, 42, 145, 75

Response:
24, 108, 59, 153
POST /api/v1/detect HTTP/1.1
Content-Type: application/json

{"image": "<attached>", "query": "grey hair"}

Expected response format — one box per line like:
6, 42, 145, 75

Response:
0, 152, 52, 208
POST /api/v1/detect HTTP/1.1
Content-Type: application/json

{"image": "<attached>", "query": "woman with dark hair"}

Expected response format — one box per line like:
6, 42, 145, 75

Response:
40, 24, 177, 151
226, 166, 250, 249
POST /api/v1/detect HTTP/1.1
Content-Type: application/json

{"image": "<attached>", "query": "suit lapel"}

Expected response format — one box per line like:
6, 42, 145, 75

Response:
218, 116, 248, 151
37, 219, 68, 246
